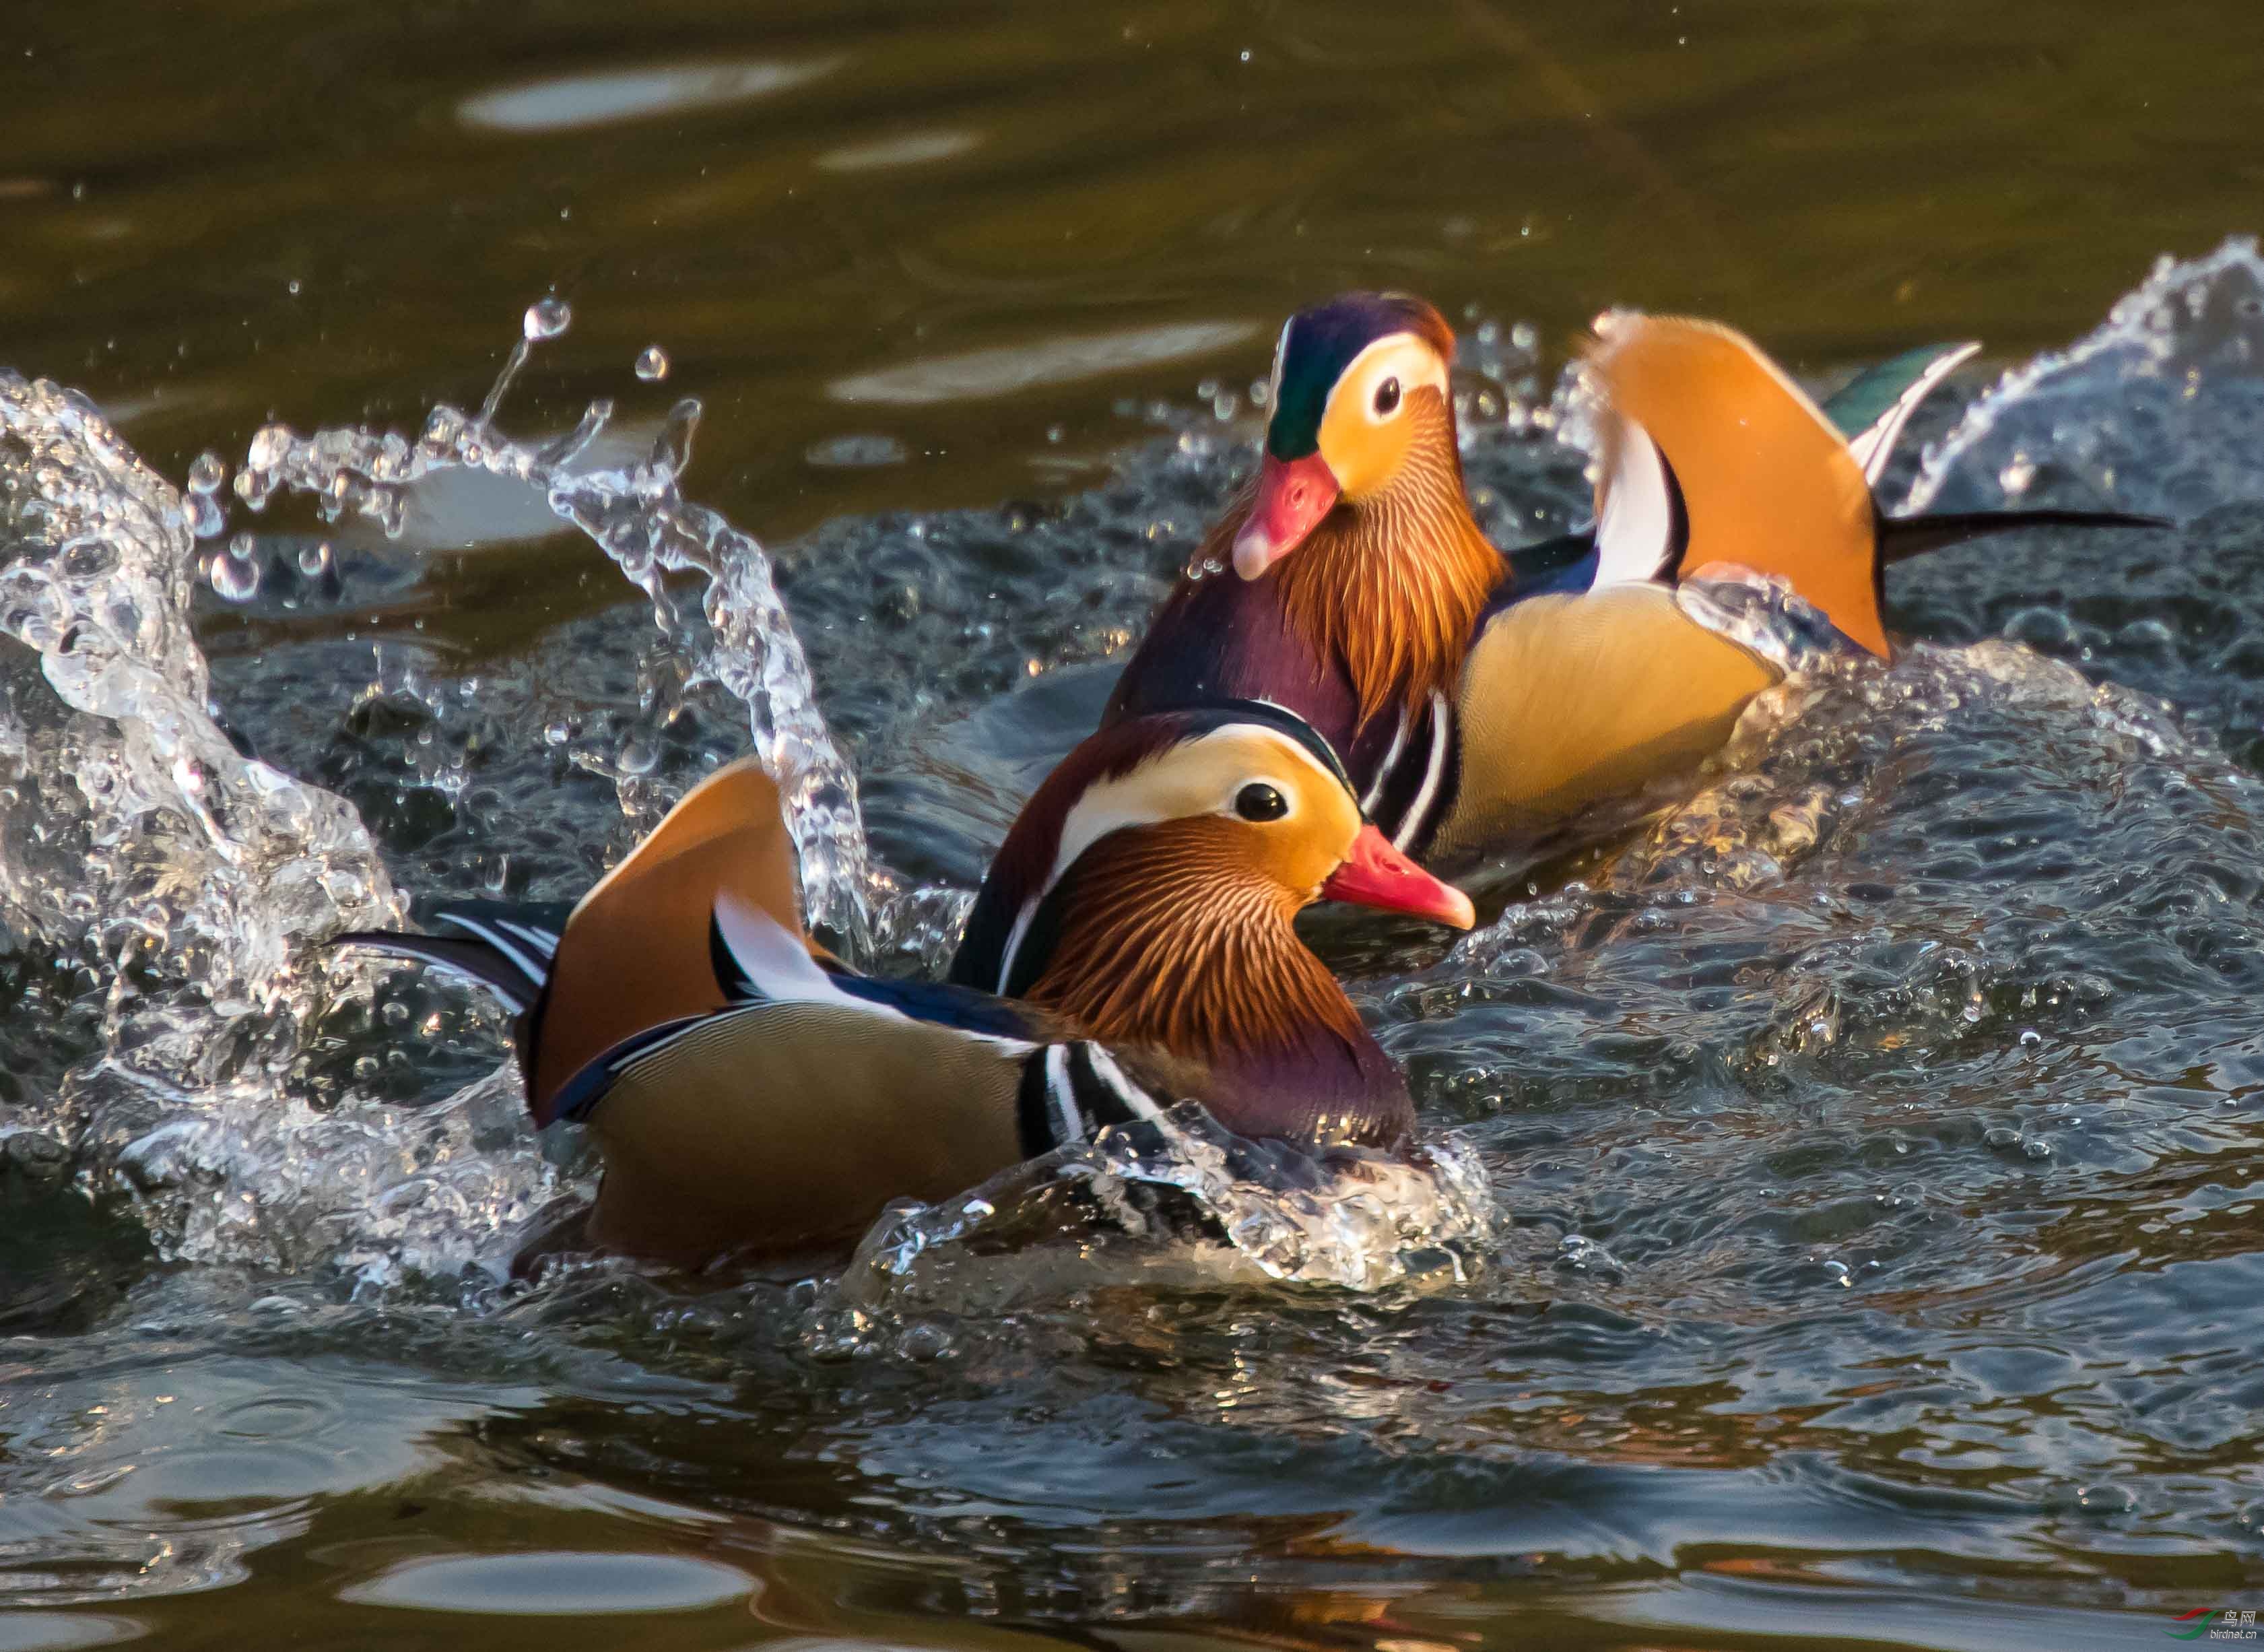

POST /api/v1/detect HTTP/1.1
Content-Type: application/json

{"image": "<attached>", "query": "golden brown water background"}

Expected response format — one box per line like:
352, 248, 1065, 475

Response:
6, 3, 2264, 1649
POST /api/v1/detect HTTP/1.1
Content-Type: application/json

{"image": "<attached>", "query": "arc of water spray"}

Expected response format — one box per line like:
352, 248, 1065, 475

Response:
228, 300, 875, 955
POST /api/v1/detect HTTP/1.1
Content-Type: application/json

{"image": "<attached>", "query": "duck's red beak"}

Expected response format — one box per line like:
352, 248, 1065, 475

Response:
1321, 824, 1475, 930
1232, 452, 1339, 579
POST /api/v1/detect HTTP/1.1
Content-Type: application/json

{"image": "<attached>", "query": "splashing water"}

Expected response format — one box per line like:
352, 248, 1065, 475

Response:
228, 306, 875, 950
0, 315, 1507, 1290
0, 372, 562, 1274
830, 1104, 1496, 1327
1905, 235, 2264, 520
9, 250, 2258, 1298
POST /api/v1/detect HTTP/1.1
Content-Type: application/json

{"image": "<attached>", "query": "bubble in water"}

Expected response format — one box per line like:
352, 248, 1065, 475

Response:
523, 296, 573, 341
186, 451, 226, 494
634, 345, 669, 382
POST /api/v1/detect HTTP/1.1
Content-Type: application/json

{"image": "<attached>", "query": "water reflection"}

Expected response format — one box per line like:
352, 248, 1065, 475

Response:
817, 131, 982, 172
341, 1552, 756, 1614
830, 322, 1257, 405
459, 59, 842, 133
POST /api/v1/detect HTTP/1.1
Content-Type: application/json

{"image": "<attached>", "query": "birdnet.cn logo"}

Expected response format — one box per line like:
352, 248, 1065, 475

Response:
2169, 1608, 2260, 1641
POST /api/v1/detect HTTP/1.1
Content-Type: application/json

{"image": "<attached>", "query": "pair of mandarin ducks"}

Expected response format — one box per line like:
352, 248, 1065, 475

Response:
345, 302, 2152, 1267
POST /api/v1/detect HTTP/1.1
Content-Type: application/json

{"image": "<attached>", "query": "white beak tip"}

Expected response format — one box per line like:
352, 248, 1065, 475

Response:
1231, 527, 1275, 581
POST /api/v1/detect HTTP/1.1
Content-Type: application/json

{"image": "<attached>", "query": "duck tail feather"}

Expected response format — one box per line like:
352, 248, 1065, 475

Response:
331, 929, 543, 1016
1879, 508, 2173, 565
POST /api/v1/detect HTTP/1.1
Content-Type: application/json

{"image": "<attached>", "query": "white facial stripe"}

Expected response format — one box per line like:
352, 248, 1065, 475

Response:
1040, 726, 1345, 901
1266, 315, 1292, 419
1332, 333, 1451, 423
1593, 418, 1678, 586
991, 723, 1359, 991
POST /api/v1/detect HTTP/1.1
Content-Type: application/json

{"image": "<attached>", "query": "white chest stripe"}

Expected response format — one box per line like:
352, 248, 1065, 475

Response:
1081, 1045, 1164, 1121
1360, 706, 1412, 815
1394, 693, 1452, 852
1044, 1045, 1084, 1145
997, 898, 1040, 995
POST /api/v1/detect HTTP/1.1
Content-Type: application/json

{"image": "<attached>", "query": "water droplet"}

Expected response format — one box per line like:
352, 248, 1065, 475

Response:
618, 738, 659, 776
634, 345, 670, 382
287, 278, 302, 296
523, 296, 573, 341
246, 424, 292, 471
207, 548, 260, 603
186, 452, 226, 494
296, 542, 332, 579
1999, 453, 2037, 496
187, 491, 224, 540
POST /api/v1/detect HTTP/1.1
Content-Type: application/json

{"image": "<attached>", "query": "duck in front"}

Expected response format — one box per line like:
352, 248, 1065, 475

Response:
337, 700, 1471, 1267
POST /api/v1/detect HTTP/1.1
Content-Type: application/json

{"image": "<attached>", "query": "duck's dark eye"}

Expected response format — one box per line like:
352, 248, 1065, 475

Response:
1235, 783, 1288, 822
1372, 376, 1401, 417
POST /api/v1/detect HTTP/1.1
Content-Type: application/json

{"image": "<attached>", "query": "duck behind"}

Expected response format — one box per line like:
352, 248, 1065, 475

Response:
337, 703, 1471, 1266
1106, 292, 2161, 870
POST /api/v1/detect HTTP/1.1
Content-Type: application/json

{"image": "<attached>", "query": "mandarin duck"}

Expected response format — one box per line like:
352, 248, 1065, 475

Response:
337, 700, 1472, 1266
1104, 294, 2158, 869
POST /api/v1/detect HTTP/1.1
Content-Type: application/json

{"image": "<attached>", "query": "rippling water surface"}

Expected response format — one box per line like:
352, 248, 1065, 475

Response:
5, 4, 2264, 1649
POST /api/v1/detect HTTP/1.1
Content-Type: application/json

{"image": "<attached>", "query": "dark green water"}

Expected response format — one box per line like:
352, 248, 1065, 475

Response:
5, 3, 2264, 1649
